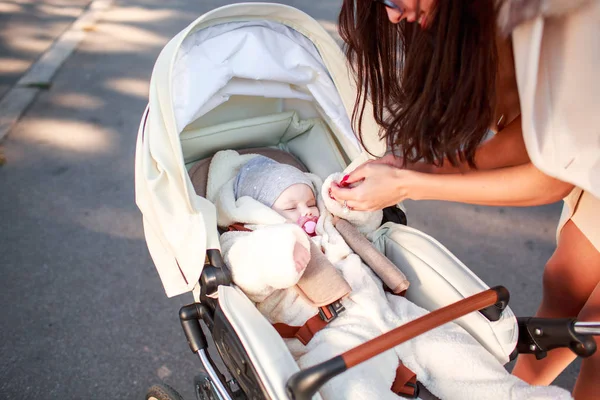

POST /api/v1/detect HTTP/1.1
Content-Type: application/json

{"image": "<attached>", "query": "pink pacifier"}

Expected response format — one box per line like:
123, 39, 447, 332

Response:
298, 215, 318, 237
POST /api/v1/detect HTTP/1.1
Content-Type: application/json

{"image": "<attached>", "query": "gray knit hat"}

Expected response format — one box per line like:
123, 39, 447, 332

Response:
233, 156, 314, 207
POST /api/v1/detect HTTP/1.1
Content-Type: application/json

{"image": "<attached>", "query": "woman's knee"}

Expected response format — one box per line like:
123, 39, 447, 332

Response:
540, 221, 600, 315
541, 255, 588, 315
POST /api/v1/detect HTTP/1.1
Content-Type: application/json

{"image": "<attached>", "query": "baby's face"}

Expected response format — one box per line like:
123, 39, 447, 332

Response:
272, 183, 319, 223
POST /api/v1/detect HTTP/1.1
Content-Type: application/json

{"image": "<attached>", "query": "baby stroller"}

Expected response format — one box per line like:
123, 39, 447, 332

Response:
135, 3, 599, 399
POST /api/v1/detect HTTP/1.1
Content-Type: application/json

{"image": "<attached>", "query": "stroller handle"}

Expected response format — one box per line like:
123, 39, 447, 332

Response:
286, 286, 509, 400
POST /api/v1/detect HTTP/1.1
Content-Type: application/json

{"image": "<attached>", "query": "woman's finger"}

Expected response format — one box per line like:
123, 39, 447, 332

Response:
330, 163, 414, 211
330, 183, 373, 211
343, 199, 368, 212
342, 163, 370, 184
331, 164, 379, 201
330, 181, 359, 202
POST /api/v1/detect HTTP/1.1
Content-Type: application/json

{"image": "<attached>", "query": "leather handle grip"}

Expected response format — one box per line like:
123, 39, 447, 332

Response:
342, 286, 509, 368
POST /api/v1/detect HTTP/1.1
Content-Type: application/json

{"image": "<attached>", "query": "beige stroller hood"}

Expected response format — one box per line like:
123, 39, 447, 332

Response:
135, 3, 384, 298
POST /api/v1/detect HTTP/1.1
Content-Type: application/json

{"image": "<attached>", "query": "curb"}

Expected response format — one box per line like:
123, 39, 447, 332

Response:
0, 0, 114, 143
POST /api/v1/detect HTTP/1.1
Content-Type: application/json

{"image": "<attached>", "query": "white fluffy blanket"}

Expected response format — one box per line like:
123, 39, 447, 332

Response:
209, 150, 572, 400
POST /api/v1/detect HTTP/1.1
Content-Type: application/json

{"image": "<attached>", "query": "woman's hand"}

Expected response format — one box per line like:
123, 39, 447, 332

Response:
329, 162, 419, 211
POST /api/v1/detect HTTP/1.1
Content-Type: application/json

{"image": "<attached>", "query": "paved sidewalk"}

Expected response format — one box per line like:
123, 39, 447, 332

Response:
0, 0, 114, 142
0, 0, 93, 98
0, 1, 576, 399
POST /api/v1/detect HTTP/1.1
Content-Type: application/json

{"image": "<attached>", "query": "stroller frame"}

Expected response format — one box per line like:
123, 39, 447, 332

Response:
136, 4, 600, 400
167, 246, 598, 400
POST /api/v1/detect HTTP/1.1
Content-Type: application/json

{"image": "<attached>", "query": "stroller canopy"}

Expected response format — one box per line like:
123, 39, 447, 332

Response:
135, 3, 383, 297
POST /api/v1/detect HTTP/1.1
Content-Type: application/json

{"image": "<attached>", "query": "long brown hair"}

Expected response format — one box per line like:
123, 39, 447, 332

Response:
338, 0, 498, 167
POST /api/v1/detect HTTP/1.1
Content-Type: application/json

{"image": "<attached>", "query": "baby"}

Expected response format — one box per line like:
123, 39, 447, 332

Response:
232, 155, 319, 275
209, 151, 572, 400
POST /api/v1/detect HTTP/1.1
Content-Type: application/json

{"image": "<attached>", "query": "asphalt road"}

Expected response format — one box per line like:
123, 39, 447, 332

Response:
0, 0, 92, 98
0, 1, 577, 399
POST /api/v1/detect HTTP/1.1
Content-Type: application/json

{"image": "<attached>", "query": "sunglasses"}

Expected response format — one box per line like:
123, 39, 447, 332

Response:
373, 0, 405, 12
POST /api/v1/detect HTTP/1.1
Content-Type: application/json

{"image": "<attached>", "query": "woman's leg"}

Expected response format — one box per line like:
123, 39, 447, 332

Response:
572, 282, 600, 399
512, 220, 600, 385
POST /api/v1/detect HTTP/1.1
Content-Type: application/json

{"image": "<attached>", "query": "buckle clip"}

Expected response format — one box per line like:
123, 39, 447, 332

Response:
318, 300, 345, 323
403, 382, 420, 399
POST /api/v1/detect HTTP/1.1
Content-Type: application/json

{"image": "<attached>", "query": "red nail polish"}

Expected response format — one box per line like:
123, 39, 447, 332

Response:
339, 175, 350, 188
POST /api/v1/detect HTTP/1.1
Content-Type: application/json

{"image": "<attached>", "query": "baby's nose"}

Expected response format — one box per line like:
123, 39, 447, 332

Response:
299, 204, 312, 216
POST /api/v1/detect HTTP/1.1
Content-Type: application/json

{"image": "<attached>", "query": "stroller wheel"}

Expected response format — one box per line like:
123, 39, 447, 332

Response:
146, 384, 185, 400
194, 372, 222, 400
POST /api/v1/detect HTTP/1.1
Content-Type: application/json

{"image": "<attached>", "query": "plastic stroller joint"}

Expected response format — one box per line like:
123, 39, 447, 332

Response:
200, 249, 232, 300
286, 356, 347, 400
179, 303, 213, 353
516, 317, 597, 360
207, 248, 227, 270
479, 285, 510, 322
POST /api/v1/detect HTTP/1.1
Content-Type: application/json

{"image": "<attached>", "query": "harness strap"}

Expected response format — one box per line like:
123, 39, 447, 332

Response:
273, 313, 328, 346
272, 301, 345, 345
228, 223, 252, 232
391, 362, 419, 398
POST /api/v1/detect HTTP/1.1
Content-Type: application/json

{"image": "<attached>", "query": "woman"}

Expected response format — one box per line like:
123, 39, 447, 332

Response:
331, 1, 600, 398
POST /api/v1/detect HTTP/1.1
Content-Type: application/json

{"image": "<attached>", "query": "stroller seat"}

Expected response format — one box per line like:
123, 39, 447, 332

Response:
135, 4, 523, 399
183, 129, 517, 400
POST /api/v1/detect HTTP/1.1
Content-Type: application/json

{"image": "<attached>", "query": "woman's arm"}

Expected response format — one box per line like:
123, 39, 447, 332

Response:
330, 161, 573, 211
412, 162, 574, 206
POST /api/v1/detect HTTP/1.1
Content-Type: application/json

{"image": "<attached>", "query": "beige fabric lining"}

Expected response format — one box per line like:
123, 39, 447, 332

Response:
557, 188, 600, 252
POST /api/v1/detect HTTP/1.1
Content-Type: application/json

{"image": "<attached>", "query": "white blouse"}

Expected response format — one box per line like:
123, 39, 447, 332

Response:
512, 0, 600, 198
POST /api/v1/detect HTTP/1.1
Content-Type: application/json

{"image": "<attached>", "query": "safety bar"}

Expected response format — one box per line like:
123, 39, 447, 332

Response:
286, 286, 509, 400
